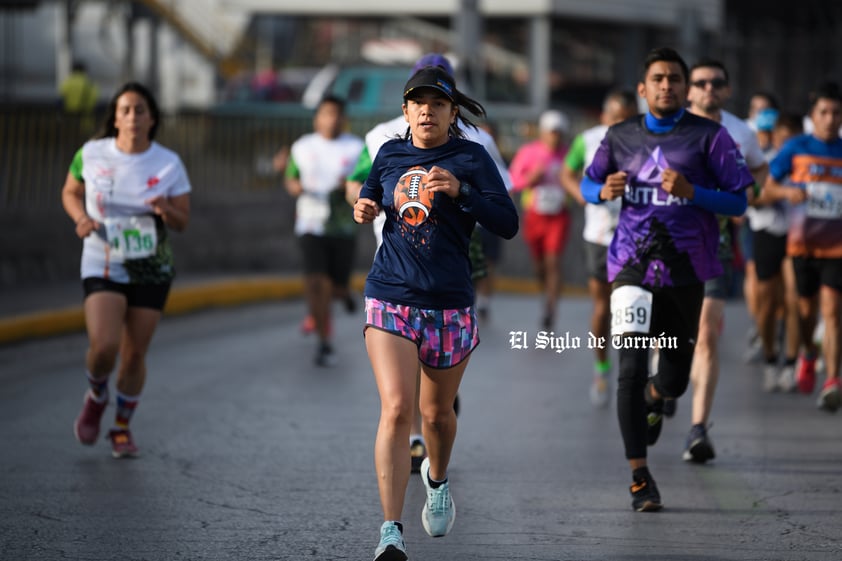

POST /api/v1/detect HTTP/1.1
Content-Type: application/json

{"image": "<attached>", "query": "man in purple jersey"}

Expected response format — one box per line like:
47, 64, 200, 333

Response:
581, 47, 753, 512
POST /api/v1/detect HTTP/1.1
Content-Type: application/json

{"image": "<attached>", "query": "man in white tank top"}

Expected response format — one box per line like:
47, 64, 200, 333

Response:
683, 59, 768, 463
561, 90, 638, 408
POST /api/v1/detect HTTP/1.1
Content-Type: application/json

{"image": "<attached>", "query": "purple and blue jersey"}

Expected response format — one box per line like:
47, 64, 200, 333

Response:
360, 136, 518, 309
585, 110, 753, 288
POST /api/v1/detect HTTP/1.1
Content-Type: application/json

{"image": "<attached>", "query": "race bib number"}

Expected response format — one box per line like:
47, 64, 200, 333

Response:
533, 184, 565, 215
610, 285, 653, 335
297, 193, 330, 231
805, 182, 842, 219
105, 216, 157, 260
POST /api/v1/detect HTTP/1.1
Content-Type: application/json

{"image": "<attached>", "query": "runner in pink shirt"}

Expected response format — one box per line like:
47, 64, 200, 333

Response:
509, 110, 572, 329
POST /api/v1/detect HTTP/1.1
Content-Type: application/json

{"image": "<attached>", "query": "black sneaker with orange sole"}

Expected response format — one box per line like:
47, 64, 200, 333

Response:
630, 474, 663, 512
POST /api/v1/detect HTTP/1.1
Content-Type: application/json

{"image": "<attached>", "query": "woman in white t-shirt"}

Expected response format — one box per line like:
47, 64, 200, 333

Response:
61, 82, 191, 459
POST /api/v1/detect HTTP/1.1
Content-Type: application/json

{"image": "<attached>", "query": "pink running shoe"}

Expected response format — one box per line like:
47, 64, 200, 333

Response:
796, 354, 817, 394
73, 391, 108, 445
300, 314, 333, 337
817, 379, 841, 413
108, 429, 139, 458
300, 314, 316, 335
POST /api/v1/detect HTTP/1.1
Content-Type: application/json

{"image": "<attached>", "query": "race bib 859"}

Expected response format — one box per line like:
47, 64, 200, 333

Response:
610, 285, 653, 335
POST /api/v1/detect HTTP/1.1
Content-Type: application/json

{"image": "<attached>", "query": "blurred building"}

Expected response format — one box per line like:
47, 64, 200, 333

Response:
1, 1, 839, 116
721, 0, 842, 115
2, 0, 720, 113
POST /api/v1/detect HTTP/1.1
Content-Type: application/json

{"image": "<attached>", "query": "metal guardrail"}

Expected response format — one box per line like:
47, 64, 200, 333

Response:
0, 104, 538, 212
0, 109, 87, 209
0, 105, 580, 288
0, 107, 386, 209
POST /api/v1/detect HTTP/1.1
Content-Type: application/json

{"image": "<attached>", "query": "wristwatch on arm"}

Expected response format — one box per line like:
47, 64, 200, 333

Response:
456, 181, 472, 205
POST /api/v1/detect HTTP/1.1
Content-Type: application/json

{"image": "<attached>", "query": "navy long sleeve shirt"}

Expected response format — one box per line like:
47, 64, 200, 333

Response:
359, 136, 518, 308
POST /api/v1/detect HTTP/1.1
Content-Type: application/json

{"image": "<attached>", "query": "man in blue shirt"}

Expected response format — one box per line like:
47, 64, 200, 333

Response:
763, 82, 842, 412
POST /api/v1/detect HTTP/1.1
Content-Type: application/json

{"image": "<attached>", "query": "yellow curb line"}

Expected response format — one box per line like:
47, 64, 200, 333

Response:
0, 276, 307, 345
0, 274, 586, 345
0, 307, 87, 345
163, 276, 306, 315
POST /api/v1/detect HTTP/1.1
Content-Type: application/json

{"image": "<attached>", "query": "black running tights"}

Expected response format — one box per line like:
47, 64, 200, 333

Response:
616, 283, 704, 460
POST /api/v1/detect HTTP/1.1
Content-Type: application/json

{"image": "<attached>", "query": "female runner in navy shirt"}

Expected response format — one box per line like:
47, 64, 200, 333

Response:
353, 66, 518, 561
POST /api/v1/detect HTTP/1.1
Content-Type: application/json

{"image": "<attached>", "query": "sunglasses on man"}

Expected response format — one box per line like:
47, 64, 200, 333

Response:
690, 78, 728, 89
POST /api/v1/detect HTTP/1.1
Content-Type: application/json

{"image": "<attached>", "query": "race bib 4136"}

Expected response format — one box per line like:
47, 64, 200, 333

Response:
105, 215, 157, 260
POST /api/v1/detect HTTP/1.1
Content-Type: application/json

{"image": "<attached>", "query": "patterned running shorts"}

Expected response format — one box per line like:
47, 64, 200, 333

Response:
364, 297, 480, 369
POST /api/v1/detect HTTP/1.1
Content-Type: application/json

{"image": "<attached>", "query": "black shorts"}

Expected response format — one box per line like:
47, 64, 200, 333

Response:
584, 241, 609, 282
299, 234, 355, 286
791, 256, 842, 297
612, 281, 705, 343
704, 259, 734, 299
753, 230, 787, 281
83, 277, 171, 310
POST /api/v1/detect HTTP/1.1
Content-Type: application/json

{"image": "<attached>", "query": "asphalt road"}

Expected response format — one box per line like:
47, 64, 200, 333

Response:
1, 294, 840, 561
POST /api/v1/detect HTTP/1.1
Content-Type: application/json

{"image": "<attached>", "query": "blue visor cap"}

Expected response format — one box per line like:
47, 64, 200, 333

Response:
403, 66, 455, 102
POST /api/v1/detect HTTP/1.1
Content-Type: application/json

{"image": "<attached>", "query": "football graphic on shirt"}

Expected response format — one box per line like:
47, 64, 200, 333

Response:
394, 166, 434, 226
